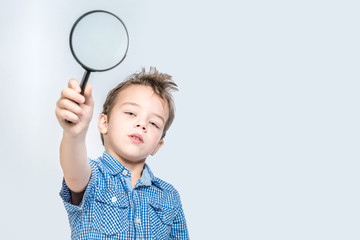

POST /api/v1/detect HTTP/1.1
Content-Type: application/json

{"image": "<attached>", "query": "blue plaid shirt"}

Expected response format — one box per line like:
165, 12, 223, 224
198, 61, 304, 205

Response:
60, 152, 189, 239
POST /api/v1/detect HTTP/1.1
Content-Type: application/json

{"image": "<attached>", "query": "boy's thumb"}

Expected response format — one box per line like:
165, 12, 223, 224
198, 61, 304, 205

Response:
83, 84, 94, 105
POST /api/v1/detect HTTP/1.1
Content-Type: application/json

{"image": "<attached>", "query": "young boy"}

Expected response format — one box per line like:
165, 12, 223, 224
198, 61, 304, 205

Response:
55, 68, 189, 239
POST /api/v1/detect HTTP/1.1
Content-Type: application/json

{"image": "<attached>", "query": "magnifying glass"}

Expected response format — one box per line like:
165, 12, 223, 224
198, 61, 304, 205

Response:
70, 10, 129, 94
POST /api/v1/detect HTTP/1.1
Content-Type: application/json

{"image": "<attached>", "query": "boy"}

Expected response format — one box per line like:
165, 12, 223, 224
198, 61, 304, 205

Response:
55, 68, 189, 239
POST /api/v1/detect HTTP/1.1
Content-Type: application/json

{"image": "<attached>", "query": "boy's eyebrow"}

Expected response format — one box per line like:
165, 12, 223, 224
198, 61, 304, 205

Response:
121, 102, 140, 108
121, 102, 165, 123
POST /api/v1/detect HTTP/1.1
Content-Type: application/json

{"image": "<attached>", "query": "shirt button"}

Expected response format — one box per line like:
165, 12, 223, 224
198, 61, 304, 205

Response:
111, 196, 117, 203
122, 169, 128, 176
135, 217, 141, 224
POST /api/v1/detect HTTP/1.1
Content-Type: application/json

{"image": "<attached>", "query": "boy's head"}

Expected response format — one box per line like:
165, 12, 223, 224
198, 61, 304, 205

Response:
99, 67, 178, 149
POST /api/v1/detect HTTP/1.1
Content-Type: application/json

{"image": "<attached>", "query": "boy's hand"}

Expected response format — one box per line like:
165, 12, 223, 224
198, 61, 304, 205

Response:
56, 79, 94, 137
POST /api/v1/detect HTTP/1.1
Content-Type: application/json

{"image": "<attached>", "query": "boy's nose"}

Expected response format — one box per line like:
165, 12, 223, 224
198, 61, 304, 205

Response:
135, 122, 147, 133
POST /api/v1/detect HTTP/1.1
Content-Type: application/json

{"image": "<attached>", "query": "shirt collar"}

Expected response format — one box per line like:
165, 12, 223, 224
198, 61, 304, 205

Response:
138, 164, 152, 186
101, 152, 158, 187
143, 164, 162, 189
101, 152, 130, 176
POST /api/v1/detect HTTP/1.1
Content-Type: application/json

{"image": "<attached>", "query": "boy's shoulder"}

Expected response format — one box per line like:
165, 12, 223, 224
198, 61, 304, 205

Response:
89, 154, 181, 196
152, 175, 179, 194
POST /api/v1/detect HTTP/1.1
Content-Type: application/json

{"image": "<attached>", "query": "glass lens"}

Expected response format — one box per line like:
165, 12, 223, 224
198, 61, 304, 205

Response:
71, 11, 128, 71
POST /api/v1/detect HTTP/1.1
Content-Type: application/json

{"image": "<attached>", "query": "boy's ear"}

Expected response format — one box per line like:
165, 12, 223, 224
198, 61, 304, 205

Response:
151, 139, 164, 156
98, 114, 108, 134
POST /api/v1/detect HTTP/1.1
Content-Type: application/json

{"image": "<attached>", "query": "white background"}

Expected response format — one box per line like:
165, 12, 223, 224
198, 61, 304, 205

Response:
0, 0, 359, 239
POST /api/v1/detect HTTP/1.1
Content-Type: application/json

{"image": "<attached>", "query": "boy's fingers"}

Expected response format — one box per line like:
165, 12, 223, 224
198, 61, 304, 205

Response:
55, 106, 80, 124
62, 110, 80, 123
83, 84, 94, 106
61, 87, 85, 104
57, 98, 83, 116
68, 79, 81, 93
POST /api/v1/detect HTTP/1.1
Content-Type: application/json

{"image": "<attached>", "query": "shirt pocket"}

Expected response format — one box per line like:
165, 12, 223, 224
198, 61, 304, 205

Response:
149, 199, 175, 239
92, 188, 129, 235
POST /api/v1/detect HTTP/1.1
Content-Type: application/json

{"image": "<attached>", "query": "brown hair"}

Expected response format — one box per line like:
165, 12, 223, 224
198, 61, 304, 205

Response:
100, 67, 178, 144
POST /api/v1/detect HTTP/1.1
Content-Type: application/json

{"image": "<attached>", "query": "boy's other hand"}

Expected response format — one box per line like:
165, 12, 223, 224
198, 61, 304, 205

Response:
56, 79, 94, 137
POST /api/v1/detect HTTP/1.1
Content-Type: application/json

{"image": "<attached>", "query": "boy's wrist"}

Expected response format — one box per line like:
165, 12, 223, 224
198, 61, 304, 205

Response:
62, 129, 88, 142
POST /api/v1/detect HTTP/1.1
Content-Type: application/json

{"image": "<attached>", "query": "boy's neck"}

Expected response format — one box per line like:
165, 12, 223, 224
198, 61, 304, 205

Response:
129, 165, 144, 188
107, 151, 146, 188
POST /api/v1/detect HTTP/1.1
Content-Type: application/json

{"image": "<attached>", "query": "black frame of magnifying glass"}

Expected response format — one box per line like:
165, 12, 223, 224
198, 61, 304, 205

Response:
69, 10, 129, 94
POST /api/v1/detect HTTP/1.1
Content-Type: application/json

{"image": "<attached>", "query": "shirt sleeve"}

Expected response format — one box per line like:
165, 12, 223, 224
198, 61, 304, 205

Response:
59, 159, 98, 213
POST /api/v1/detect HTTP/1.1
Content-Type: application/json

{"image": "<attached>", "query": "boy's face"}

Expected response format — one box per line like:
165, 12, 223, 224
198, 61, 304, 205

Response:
98, 85, 168, 164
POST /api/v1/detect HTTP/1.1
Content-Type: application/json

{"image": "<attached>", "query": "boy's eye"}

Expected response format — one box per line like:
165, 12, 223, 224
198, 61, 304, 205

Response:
150, 122, 159, 128
125, 112, 136, 116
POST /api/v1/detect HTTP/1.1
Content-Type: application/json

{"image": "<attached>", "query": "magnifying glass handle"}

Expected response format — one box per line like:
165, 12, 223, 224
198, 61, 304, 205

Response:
80, 70, 91, 95
65, 70, 91, 124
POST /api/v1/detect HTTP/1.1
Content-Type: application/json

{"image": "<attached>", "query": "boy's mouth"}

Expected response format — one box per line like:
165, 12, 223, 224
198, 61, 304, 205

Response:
129, 134, 143, 144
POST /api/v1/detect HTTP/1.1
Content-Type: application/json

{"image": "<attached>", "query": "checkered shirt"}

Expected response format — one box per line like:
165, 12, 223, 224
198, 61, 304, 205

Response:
60, 152, 189, 239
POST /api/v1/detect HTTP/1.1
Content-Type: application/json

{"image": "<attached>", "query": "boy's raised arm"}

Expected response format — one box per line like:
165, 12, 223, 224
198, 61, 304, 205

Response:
55, 79, 94, 193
